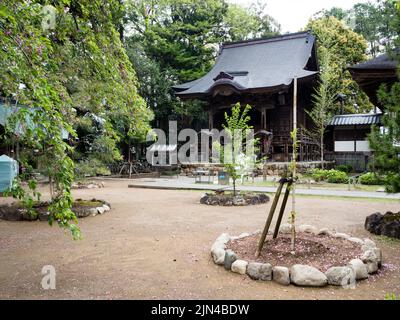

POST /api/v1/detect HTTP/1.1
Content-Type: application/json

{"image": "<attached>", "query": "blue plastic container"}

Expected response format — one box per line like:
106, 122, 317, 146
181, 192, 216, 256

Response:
0, 155, 19, 192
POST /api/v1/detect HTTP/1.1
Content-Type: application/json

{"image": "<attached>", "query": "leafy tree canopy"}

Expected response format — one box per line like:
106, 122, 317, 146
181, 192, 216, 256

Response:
314, 0, 399, 57
307, 16, 373, 113
0, 0, 153, 238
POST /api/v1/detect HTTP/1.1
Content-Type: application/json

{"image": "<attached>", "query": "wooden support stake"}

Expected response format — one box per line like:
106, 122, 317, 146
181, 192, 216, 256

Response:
255, 178, 285, 257
290, 76, 298, 253
273, 180, 293, 239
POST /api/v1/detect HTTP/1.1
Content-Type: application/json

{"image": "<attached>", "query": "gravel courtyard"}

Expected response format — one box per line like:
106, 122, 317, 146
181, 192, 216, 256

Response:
0, 179, 399, 300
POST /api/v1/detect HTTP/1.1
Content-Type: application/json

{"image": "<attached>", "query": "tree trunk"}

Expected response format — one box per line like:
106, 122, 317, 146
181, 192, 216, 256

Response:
321, 134, 324, 169
290, 212, 296, 252
49, 175, 54, 200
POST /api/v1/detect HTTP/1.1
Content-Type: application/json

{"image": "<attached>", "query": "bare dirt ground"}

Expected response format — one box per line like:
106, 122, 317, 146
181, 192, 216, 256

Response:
0, 179, 399, 300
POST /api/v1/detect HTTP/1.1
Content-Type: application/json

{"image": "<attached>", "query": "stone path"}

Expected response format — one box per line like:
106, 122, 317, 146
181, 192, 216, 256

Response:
126, 176, 400, 200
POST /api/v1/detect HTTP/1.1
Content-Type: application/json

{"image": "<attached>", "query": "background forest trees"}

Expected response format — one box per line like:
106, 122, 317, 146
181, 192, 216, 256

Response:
314, 0, 398, 57
224, 0, 281, 42
123, 0, 281, 131
125, 0, 227, 130
124, 0, 395, 130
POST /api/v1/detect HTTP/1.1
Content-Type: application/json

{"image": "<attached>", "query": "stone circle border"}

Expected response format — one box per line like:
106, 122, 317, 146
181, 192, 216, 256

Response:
200, 193, 270, 206
0, 199, 112, 221
73, 199, 112, 218
211, 224, 383, 288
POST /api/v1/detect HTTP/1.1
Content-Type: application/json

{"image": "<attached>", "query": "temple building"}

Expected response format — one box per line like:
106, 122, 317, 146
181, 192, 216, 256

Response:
325, 52, 398, 171
325, 113, 382, 171
173, 31, 320, 162
348, 51, 398, 107
173, 30, 398, 170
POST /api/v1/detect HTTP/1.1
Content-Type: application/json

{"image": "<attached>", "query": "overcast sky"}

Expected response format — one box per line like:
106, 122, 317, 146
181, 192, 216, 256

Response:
229, 0, 376, 33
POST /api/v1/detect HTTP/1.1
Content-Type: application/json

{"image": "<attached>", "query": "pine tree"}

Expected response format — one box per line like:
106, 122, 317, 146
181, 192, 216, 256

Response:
306, 47, 336, 167
368, 4, 400, 193
369, 81, 400, 193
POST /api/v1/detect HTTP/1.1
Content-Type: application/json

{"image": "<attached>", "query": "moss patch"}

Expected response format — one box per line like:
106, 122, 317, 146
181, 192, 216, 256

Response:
74, 200, 104, 207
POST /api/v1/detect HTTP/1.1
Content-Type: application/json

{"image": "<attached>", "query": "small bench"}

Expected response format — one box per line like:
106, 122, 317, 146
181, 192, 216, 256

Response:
194, 168, 213, 184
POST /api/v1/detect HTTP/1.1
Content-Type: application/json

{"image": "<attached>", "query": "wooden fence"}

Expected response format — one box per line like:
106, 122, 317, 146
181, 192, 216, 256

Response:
325, 152, 373, 172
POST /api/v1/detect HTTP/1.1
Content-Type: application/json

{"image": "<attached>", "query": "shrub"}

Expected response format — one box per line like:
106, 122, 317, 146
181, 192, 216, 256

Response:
311, 169, 330, 182
75, 159, 111, 178
161, 169, 180, 176
359, 172, 385, 185
326, 170, 349, 183
311, 169, 349, 183
335, 165, 353, 173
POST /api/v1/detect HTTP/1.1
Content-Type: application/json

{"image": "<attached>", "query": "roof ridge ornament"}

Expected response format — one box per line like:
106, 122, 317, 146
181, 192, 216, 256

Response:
213, 71, 234, 82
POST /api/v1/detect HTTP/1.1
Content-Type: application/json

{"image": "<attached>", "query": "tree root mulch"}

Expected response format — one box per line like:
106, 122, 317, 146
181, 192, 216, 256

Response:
227, 232, 364, 272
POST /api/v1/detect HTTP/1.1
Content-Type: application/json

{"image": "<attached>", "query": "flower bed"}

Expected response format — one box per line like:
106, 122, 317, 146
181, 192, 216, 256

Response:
71, 181, 106, 189
211, 225, 382, 288
0, 198, 111, 221
200, 192, 269, 206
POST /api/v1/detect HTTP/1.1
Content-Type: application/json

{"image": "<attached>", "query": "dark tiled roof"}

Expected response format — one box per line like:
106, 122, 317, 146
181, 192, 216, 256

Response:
349, 52, 398, 70
173, 31, 318, 97
349, 52, 398, 106
330, 113, 382, 126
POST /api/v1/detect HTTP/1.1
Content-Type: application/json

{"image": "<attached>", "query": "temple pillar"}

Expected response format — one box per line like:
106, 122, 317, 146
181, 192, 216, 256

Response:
300, 144, 303, 162
208, 110, 214, 130
261, 108, 267, 130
